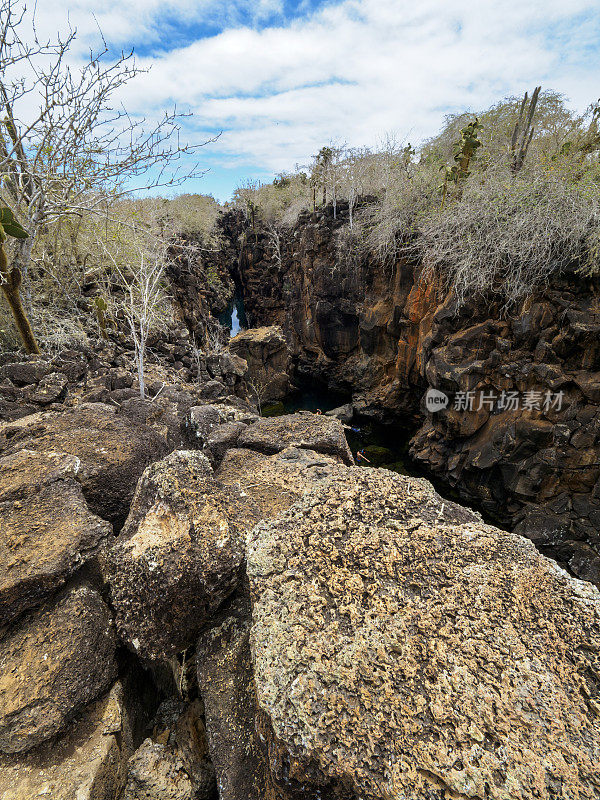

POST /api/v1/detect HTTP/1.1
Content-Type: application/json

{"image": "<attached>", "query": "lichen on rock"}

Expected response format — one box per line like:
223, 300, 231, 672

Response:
247, 468, 600, 800
105, 450, 260, 658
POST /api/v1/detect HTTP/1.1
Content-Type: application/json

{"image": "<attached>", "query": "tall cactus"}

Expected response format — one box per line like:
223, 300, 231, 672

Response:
510, 86, 541, 173
0, 207, 40, 354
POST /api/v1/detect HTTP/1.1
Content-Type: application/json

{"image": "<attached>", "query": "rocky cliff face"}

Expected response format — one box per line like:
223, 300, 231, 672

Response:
215, 205, 600, 587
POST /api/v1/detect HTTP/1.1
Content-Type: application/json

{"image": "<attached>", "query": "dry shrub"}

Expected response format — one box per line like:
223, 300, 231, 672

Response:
415, 161, 600, 308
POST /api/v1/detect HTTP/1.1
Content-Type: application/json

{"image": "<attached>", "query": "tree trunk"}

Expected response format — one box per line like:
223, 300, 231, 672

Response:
0, 244, 40, 354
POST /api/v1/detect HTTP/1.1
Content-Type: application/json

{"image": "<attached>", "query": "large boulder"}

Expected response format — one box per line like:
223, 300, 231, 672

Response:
105, 450, 260, 658
0, 682, 134, 800
238, 411, 353, 464
229, 325, 291, 401
196, 593, 268, 800
0, 449, 112, 624
0, 583, 117, 753
0, 403, 169, 525
247, 469, 600, 800
217, 446, 347, 520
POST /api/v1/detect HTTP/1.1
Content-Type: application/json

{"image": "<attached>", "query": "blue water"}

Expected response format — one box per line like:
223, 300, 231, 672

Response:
218, 293, 248, 337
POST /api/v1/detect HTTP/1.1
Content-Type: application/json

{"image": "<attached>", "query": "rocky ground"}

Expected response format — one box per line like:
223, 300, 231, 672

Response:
0, 323, 599, 799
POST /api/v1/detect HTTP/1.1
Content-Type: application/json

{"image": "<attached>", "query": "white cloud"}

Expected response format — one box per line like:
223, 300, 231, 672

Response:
17, 0, 600, 187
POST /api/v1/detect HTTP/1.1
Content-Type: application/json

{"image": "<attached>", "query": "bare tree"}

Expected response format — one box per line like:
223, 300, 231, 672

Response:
0, 0, 215, 350
265, 222, 282, 267
248, 377, 269, 415
117, 257, 165, 399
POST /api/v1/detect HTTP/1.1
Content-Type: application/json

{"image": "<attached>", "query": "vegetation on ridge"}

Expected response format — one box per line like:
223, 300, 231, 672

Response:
234, 89, 600, 308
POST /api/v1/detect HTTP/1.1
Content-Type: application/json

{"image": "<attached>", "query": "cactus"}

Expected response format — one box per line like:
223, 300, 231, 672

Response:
510, 87, 541, 173
93, 296, 109, 339
440, 118, 483, 208
0, 206, 40, 354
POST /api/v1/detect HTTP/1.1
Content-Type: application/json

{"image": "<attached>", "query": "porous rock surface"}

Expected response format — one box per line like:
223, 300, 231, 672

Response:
123, 739, 194, 800
105, 450, 260, 658
228, 325, 291, 400
218, 445, 348, 520
0, 583, 117, 753
0, 402, 168, 525
0, 682, 134, 800
147, 698, 216, 799
0, 448, 112, 624
247, 469, 600, 800
237, 411, 353, 464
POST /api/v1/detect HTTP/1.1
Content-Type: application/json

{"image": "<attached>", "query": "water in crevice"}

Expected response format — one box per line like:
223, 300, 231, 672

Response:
262, 387, 419, 477
262, 385, 497, 526
218, 291, 248, 337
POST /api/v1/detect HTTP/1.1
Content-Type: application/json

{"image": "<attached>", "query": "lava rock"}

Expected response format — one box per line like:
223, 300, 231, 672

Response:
238, 412, 353, 464
0, 583, 117, 753
0, 360, 53, 387
26, 372, 69, 404
105, 450, 260, 658
0, 682, 134, 800
0, 449, 112, 624
218, 446, 347, 520
204, 420, 247, 465
123, 739, 194, 800
228, 326, 290, 400
196, 593, 267, 800
0, 403, 169, 526
248, 469, 600, 799
188, 404, 221, 444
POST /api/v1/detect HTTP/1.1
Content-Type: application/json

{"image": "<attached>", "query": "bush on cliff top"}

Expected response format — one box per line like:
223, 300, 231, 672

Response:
234, 89, 600, 306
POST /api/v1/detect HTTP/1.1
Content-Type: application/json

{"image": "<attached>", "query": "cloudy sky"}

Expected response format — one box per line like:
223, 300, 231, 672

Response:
30, 0, 600, 200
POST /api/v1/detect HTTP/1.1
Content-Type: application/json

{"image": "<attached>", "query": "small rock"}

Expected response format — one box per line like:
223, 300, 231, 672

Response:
325, 403, 354, 424
26, 372, 68, 405
205, 420, 247, 464
124, 739, 194, 800
200, 380, 227, 400
189, 404, 221, 443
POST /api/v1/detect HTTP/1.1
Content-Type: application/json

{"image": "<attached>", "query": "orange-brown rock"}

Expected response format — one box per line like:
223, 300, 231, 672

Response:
0, 583, 117, 753
0, 682, 134, 800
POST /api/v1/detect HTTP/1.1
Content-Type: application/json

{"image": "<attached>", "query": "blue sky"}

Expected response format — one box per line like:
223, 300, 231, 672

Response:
34, 0, 600, 201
